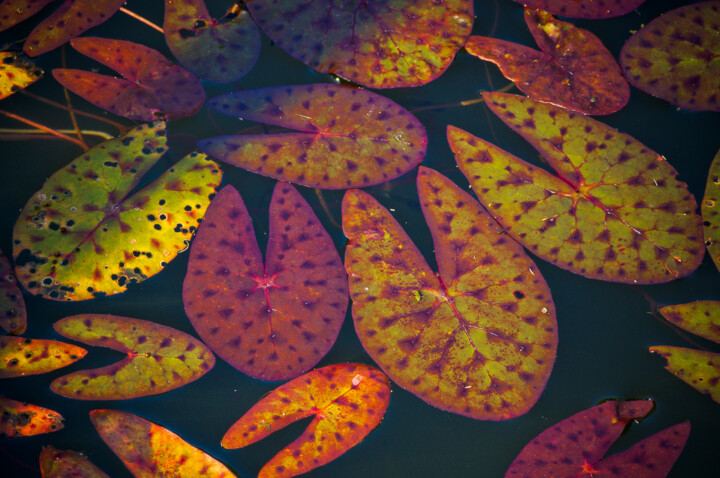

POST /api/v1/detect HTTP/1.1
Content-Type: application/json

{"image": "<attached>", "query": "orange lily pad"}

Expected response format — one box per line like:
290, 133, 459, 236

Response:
40, 446, 110, 478
0, 397, 64, 437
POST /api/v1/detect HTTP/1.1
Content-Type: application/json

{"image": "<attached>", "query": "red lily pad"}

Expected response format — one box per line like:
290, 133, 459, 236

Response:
465, 8, 629, 115
164, 0, 261, 83
51, 314, 215, 400
620, 2, 720, 112
0, 51, 43, 101
198, 83, 427, 189
40, 446, 110, 478
0, 248, 26, 335
0, 1, 54, 32
12, 122, 222, 301
53, 37, 205, 121
512, 0, 647, 19
222, 363, 390, 478
449, 92, 704, 284
243, 0, 473, 88
703, 149, 720, 272
0, 397, 64, 437
91, 409, 237, 477
0, 336, 86, 378
506, 400, 689, 477
342, 167, 557, 420
183, 183, 347, 381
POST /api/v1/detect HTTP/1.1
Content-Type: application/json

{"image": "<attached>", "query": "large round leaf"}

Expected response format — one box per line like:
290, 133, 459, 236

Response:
703, 149, 720, 273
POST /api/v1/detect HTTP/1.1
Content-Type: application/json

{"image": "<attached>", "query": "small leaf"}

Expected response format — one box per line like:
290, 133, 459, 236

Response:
199, 84, 427, 189
703, 149, 720, 273
222, 363, 391, 478
659, 301, 720, 344
0, 336, 86, 378
620, 2, 720, 112
0, 397, 64, 437
164, 0, 261, 83
183, 184, 347, 381
512, 0, 647, 19
40, 446, 110, 478
0, 1, 54, 32
91, 409, 237, 478
0, 51, 43, 101
0, 248, 26, 335
53, 37, 205, 121
51, 314, 215, 400
650, 346, 720, 404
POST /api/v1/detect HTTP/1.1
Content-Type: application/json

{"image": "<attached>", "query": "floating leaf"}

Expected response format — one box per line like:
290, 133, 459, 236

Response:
51, 314, 215, 400
53, 37, 205, 121
40, 446, 110, 478
0, 248, 26, 335
703, 149, 720, 272
0, 336, 86, 378
199, 84, 427, 189
659, 301, 720, 343
164, 0, 261, 83
91, 409, 237, 478
0, 51, 43, 101
0, 397, 64, 437
620, 2, 720, 112
243, 0, 473, 88
650, 346, 720, 404
183, 184, 347, 381
0, 1, 54, 32
465, 9, 629, 115
512, 0, 647, 19
12, 122, 222, 301
506, 400, 689, 477
222, 363, 390, 478
449, 93, 704, 284
342, 167, 557, 420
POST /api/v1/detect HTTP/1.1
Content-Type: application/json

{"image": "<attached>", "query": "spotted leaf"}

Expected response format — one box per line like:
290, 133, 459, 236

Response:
659, 301, 720, 344
0, 248, 26, 335
222, 363, 390, 478
0, 336, 86, 378
703, 149, 720, 273
40, 446, 110, 478
650, 347, 720, 404
0, 51, 43, 101
91, 409, 237, 478
620, 2, 720, 112
50, 314, 215, 400
53, 37, 205, 121
199, 83, 427, 189
343, 167, 557, 420
465, 9, 629, 115
243, 0, 472, 88
0, 1, 54, 32
449, 93, 703, 284
164, 0, 261, 83
0, 397, 64, 437
12, 122, 223, 301
512, 0, 647, 19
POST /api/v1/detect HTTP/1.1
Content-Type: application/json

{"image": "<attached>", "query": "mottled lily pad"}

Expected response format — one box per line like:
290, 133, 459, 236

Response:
0, 336, 86, 378
12, 122, 222, 301
243, 0, 473, 88
650, 346, 720, 404
449, 92, 704, 284
620, 2, 720, 111
343, 167, 557, 420
0, 51, 43, 101
199, 83, 427, 189
53, 37, 206, 121
659, 301, 720, 343
183, 184, 347, 381
0, 248, 26, 335
40, 446, 110, 478
0, 397, 64, 437
512, 0, 647, 19
222, 363, 390, 478
51, 314, 215, 400
465, 9, 629, 115
0, 1, 54, 32
703, 149, 720, 273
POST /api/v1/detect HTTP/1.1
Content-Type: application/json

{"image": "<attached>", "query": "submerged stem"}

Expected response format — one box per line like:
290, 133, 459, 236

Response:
61, 44, 88, 149
19, 90, 128, 132
0, 110, 89, 150
409, 83, 515, 113
0, 128, 114, 140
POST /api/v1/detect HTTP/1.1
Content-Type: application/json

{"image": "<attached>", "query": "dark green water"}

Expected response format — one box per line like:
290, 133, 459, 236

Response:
1, 1, 719, 477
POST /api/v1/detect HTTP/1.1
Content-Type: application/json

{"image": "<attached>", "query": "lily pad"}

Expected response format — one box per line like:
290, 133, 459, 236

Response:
649, 346, 720, 404
0, 336, 86, 378
222, 363, 390, 478
449, 92, 704, 284
512, 0, 647, 19
0, 248, 26, 335
465, 8, 629, 115
659, 301, 720, 343
342, 167, 557, 420
12, 121, 222, 301
620, 1, 720, 112
243, 0, 473, 88
91, 409, 237, 478
53, 37, 206, 121
0, 51, 43, 101
164, 0, 261, 83
183, 184, 347, 381
0, 397, 64, 437
199, 83, 427, 189
40, 446, 110, 478
703, 149, 720, 273
51, 314, 215, 400
0, 1, 54, 32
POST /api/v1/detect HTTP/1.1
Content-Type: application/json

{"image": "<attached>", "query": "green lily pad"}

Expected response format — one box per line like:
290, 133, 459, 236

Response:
703, 149, 720, 273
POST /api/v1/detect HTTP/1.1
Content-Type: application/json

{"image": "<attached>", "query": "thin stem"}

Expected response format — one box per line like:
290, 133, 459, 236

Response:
0, 110, 88, 150
314, 189, 342, 230
61, 44, 88, 148
0, 128, 114, 140
19, 90, 128, 132
409, 83, 515, 113
119, 7, 164, 34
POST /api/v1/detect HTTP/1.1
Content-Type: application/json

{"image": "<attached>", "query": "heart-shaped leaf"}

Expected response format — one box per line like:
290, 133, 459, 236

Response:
91, 409, 237, 478
50, 314, 215, 400
0, 397, 64, 437
222, 363, 390, 478
649, 346, 720, 404
465, 9, 629, 115
0, 248, 26, 335
0, 336, 86, 378
511, 0, 647, 19
0, 1, 54, 32
449, 92, 704, 284
53, 37, 205, 121
183, 184, 347, 381
659, 301, 720, 343
620, 1, 720, 112
40, 446, 110, 478
343, 167, 557, 420
243, 0, 473, 88
12, 121, 222, 301
199, 84, 427, 189
703, 149, 720, 273
0, 51, 43, 101
164, 0, 261, 83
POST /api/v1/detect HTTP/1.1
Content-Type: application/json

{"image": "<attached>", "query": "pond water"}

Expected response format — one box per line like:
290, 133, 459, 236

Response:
1, 1, 718, 477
